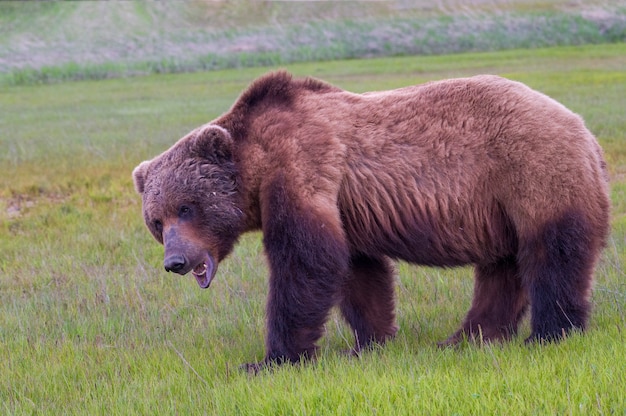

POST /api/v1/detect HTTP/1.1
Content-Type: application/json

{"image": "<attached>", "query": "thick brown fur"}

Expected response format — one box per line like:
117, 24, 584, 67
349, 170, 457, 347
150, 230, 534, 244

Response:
133, 71, 610, 369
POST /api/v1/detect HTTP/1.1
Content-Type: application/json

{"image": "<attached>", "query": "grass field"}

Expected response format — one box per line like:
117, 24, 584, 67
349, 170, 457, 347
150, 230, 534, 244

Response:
1, 43, 626, 414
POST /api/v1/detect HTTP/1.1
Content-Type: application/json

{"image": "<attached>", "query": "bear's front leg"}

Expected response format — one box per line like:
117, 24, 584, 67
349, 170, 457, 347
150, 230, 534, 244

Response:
245, 173, 349, 371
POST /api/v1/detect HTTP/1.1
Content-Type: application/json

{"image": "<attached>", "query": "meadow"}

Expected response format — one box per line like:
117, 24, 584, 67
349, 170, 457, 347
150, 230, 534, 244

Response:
1, 43, 626, 414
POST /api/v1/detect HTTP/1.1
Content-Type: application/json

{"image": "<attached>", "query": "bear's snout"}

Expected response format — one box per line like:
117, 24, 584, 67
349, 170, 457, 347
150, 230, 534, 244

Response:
164, 254, 187, 274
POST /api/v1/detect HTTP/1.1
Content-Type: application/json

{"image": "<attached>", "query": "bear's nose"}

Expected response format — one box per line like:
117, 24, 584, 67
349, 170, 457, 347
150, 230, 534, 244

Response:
164, 254, 186, 273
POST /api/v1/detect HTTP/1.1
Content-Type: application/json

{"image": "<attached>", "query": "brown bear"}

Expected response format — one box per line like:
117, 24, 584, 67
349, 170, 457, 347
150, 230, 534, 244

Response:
133, 71, 610, 371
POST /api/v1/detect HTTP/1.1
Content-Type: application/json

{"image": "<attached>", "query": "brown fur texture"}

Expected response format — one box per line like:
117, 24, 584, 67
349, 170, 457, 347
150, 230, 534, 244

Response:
133, 71, 610, 369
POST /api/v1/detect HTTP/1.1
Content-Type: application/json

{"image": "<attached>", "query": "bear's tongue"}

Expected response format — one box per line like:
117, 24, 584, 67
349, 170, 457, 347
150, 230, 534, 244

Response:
192, 255, 216, 289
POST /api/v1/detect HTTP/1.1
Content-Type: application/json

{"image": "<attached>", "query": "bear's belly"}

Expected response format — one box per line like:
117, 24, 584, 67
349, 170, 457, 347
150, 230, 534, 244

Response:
340, 202, 516, 267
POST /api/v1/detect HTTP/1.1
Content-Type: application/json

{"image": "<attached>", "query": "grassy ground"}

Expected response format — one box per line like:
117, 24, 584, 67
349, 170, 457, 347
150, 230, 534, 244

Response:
2, 0, 626, 85
1, 43, 626, 414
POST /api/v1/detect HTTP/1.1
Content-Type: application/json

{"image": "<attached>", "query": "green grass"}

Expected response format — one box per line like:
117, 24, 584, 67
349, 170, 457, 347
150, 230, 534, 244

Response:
1, 44, 626, 414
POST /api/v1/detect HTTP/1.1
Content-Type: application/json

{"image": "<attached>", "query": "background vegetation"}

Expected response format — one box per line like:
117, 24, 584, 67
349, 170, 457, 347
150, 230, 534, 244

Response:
1, 1, 625, 414
1, 0, 626, 85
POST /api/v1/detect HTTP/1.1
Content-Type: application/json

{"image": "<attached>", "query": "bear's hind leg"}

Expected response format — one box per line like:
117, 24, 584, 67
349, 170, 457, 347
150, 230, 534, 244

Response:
520, 212, 599, 342
441, 257, 528, 346
339, 254, 398, 353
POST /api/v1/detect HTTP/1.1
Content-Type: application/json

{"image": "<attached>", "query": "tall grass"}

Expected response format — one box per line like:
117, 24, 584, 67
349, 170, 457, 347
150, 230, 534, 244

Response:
2, 1, 626, 85
1, 44, 625, 414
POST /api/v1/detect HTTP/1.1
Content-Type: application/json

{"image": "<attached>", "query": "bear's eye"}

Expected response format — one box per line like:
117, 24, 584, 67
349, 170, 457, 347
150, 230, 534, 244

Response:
153, 220, 163, 233
178, 205, 192, 219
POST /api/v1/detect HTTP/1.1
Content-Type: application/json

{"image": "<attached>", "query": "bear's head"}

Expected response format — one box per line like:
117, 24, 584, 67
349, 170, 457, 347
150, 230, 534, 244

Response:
132, 124, 244, 288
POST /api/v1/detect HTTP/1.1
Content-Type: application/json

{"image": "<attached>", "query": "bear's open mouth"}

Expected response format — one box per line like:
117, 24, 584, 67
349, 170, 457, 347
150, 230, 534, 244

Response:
191, 254, 217, 289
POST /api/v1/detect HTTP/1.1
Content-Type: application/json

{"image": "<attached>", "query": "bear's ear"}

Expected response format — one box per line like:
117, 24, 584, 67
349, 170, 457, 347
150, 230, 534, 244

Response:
132, 160, 151, 194
191, 125, 233, 162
